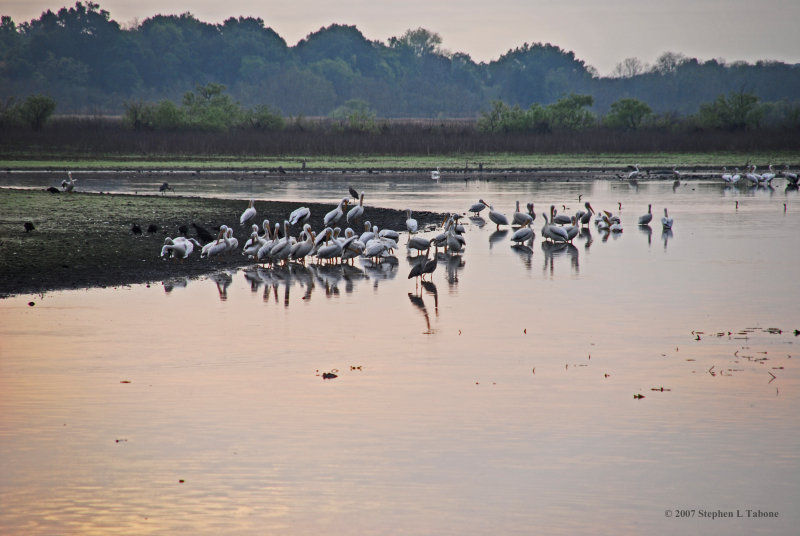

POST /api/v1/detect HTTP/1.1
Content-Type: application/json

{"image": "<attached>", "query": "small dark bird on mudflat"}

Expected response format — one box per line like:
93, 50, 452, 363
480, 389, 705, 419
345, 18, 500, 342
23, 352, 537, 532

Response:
147, 224, 158, 233
159, 182, 174, 195
178, 224, 188, 236
131, 223, 142, 235
192, 223, 213, 243
24, 221, 35, 232
46, 186, 60, 194
278, 166, 286, 174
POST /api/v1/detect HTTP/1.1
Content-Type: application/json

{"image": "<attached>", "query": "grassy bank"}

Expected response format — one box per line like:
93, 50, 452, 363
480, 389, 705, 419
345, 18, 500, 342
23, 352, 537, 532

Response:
0, 189, 442, 298
2, 151, 799, 172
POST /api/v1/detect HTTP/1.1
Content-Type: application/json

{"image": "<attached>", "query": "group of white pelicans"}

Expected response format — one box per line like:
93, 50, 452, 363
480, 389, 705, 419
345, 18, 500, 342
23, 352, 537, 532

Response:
160, 188, 675, 282
160, 192, 451, 281
720, 164, 798, 187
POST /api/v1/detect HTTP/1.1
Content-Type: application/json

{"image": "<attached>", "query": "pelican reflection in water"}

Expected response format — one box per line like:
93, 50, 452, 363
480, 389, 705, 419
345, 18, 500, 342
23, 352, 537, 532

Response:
208, 271, 233, 301
639, 224, 652, 246
541, 241, 579, 276
662, 228, 673, 251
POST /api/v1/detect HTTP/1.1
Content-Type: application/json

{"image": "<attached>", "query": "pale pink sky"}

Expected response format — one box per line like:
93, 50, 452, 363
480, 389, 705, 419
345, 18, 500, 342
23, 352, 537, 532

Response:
3, 0, 798, 75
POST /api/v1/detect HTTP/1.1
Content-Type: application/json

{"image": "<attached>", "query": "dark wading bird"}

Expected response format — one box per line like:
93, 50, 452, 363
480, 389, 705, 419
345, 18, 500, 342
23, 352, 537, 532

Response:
24, 221, 35, 233
131, 223, 142, 235
159, 182, 174, 195
192, 223, 214, 243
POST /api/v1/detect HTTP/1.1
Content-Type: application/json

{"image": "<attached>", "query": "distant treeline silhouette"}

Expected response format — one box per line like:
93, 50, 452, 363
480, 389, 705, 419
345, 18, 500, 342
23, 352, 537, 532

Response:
1, 2, 799, 119
2, 115, 796, 157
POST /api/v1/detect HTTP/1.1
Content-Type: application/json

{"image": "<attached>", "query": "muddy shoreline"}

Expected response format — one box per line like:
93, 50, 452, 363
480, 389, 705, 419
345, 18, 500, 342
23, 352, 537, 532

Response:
0, 188, 445, 298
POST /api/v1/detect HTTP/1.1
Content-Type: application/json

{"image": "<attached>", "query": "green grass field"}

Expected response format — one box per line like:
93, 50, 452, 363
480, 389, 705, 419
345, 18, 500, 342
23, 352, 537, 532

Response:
2, 151, 798, 171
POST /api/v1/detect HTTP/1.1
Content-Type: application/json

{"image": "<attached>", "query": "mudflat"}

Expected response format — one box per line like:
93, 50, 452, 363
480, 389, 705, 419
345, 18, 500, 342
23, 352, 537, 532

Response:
0, 189, 443, 298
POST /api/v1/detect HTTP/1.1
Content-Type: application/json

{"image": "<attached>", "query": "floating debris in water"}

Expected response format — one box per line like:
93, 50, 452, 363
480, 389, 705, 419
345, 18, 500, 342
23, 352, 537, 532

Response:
633, 394, 645, 399
650, 387, 672, 391
28, 301, 35, 306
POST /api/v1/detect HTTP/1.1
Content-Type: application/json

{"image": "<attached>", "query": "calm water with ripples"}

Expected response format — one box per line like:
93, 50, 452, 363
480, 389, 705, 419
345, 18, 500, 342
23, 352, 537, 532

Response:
1, 173, 798, 535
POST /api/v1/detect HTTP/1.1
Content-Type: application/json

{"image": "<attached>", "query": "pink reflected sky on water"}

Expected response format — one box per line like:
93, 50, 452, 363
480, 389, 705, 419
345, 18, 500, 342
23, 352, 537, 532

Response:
1, 178, 798, 534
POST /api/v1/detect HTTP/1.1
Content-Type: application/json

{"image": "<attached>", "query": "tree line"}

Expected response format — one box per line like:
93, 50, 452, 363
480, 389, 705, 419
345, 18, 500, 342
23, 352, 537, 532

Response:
1, 1, 799, 122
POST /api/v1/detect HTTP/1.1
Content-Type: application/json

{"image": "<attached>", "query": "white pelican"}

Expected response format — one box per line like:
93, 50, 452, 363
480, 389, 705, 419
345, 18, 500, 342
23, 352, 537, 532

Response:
446, 228, 463, 254
341, 236, 365, 263
242, 232, 264, 258
242, 224, 261, 249
721, 167, 733, 183
468, 200, 486, 216
318, 236, 355, 264
359, 222, 375, 244
61, 172, 76, 193
201, 228, 228, 259
363, 237, 391, 260
240, 199, 257, 226
527, 202, 537, 222
408, 235, 432, 255
552, 205, 572, 225
626, 164, 641, 181
511, 226, 534, 244
578, 202, 593, 227
346, 192, 365, 224
269, 220, 292, 264
431, 167, 441, 180
290, 226, 315, 264
564, 217, 580, 241
759, 164, 776, 185
161, 237, 199, 260
223, 226, 238, 253
780, 165, 799, 185
257, 223, 281, 263
289, 206, 311, 226
405, 209, 418, 234
379, 228, 400, 242
482, 200, 509, 230
661, 208, 674, 229
744, 165, 760, 186
542, 209, 569, 243
324, 198, 349, 227
638, 204, 653, 225
512, 201, 534, 227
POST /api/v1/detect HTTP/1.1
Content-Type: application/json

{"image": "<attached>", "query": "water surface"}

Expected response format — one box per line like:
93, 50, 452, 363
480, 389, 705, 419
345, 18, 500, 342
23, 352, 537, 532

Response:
1, 175, 798, 535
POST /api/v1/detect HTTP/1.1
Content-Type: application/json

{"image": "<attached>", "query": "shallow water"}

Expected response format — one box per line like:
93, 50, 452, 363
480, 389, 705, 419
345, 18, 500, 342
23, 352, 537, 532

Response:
1, 175, 798, 535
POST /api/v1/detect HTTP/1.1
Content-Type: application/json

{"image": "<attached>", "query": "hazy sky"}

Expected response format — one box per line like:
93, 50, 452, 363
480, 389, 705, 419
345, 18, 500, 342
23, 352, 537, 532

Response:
3, 0, 799, 75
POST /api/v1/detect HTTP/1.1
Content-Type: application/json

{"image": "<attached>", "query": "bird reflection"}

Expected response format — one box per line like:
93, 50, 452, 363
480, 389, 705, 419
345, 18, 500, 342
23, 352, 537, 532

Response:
576, 228, 591, 250
242, 268, 263, 292
662, 228, 673, 251
408, 292, 434, 334
360, 256, 398, 290
511, 241, 534, 270
639, 224, 652, 246
421, 280, 439, 316
541, 242, 579, 276
442, 251, 465, 287
488, 229, 508, 249
208, 271, 233, 301
469, 216, 486, 228
162, 278, 189, 293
